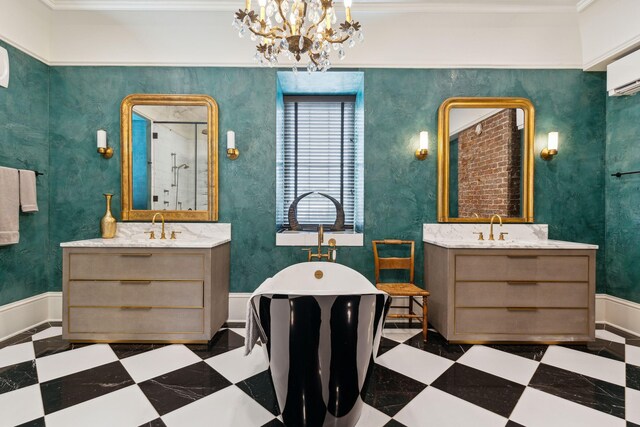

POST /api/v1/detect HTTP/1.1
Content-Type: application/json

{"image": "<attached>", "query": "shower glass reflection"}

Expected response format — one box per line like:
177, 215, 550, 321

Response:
131, 105, 208, 211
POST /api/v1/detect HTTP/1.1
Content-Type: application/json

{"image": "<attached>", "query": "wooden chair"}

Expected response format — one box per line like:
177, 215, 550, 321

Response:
372, 239, 429, 342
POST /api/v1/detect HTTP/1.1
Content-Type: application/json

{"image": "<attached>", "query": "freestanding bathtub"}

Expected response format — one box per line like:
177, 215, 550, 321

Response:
245, 262, 390, 427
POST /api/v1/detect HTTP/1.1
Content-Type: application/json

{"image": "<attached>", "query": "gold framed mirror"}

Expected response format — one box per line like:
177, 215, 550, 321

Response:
437, 97, 535, 223
120, 94, 218, 222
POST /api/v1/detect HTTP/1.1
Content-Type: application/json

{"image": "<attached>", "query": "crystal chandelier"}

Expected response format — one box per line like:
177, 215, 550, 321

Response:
233, 0, 363, 72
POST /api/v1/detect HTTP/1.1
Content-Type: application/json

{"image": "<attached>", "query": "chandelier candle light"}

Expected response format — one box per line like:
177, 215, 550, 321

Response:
233, 0, 363, 72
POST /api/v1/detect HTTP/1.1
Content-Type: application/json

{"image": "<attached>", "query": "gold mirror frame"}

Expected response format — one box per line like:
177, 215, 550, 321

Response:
437, 97, 535, 223
120, 94, 219, 222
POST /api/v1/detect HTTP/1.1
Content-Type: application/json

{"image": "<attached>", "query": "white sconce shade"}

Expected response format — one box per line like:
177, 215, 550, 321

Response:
541, 131, 559, 160
415, 131, 429, 160
227, 130, 236, 149
97, 129, 107, 149
96, 129, 113, 159
547, 132, 559, 151
419, 131, 429, 150
227, 130, 239, 160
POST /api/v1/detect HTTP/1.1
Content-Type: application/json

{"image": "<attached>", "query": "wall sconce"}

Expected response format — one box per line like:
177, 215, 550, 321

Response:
541, 131, 559, 161
227, 130, 239, 160
97, 129, 113, 159
415, 131, 429, 160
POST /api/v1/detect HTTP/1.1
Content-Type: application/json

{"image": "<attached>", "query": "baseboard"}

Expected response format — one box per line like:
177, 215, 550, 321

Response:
228, 292, 251, 323
0, 292, 62, 342
2, 292, 638, 342
596, 293, 640, 337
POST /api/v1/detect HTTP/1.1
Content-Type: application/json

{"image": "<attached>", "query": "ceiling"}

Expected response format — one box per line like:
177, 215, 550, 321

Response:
6, 0, 627, 70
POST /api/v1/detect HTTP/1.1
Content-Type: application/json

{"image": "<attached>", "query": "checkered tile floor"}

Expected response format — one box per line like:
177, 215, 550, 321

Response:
1, 322, 639, 427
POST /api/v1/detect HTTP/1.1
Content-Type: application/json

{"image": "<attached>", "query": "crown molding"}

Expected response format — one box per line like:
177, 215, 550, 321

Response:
39, 0, 577, 14
577, 0, 596, 12
0, 35, 50, 65
47, 59, 583, 69
582, 32, 640, 71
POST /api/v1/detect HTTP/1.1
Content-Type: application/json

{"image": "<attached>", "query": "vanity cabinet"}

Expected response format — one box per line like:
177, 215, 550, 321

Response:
62, 244, 229, 343
424, 244, 595, 343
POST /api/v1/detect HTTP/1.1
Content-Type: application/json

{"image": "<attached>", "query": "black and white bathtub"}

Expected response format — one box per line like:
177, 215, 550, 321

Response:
245, 262, 390, 427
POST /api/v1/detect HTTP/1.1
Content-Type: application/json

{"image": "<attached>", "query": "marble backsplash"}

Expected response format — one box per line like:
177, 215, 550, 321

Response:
423, 223, 549, 241
115, 222, 231, 240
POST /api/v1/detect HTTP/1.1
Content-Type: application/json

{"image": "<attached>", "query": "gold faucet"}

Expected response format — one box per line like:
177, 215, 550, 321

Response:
489, 214, 502, 241
152, 212, 167, 239
303, 225, 337, 262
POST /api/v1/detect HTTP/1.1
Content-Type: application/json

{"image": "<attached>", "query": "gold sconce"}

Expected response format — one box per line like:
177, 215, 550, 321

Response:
227, 130, 239, 160
415, 131, 429, 160
541, 131, 558, 161
97, 129, 113, 159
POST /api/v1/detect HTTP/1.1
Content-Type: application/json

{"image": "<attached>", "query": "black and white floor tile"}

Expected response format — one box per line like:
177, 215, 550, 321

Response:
0, 322, 638, 427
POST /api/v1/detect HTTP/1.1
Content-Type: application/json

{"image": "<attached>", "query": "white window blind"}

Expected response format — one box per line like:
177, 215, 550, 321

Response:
281, 95, 356, 229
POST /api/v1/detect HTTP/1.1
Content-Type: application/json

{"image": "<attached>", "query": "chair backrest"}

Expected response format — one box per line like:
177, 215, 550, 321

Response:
372, 239, 415, 285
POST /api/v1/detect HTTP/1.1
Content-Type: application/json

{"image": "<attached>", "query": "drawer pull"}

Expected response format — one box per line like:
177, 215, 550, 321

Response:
507, 307, 538, 311
507, 281, 538, 286
120, 253, 153, 257
506, 255, 538, 259
119, 280, 152, 285
121, 306, 153, 310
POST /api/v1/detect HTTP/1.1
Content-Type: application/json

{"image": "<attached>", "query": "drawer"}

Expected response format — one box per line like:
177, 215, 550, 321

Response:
455, 255, 589, 282
68, 307, 204, 334
455, 281, 589, 308
68, 280, 203, 308
455, 308, 588, 335
69, 252, 205, 281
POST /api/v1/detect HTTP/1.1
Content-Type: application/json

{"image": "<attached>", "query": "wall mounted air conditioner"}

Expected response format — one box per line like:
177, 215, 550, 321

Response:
607, 49, 640, 96
0, 47, 9, 88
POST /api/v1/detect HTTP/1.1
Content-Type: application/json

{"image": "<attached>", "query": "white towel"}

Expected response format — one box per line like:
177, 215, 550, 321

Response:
19, 170, 38, 212
244, 298, 260, 355
244, 279, 271, 356
0, 166, 20, 246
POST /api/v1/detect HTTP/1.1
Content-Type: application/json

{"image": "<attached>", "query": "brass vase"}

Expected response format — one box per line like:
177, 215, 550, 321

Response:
100, 193, 117, 239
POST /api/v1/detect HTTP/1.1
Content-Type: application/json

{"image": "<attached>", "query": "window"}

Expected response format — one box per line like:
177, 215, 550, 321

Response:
275, 71, 364, 242
277, 95, 359, 230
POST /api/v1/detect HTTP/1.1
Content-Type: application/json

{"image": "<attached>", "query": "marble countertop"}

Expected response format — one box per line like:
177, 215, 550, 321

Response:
423, 238, 598, 250
60, 223, 231, 249
422, 223, 598, 250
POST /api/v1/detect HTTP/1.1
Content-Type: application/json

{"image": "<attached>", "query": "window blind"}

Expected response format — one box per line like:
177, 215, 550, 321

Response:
281, 95, 356, 229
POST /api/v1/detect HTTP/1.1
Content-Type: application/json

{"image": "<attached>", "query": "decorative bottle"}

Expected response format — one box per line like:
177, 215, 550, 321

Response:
100, 193, 117, 239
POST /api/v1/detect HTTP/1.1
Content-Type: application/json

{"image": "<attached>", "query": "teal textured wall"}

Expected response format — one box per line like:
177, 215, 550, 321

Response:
0, 41, 50, 305
606, 95, 640, 303
48, 67, 607, 294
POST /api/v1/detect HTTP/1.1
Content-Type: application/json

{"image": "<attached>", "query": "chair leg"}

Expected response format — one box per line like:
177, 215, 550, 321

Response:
408, 297, 413, 329
422, 296, 428, 343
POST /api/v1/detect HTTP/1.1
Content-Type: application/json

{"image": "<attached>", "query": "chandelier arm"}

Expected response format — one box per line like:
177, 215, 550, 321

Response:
325, 35, 349, 44
297, 2, 308, 37
305, 9, 328, 37
276, 0, 291, 33
308, 53, 320, 66
249, 27, 276, 38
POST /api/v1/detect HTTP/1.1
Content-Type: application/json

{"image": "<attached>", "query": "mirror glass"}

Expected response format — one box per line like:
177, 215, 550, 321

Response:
437, 98, 534, 223
121, 95, 218, 222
